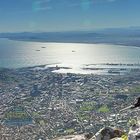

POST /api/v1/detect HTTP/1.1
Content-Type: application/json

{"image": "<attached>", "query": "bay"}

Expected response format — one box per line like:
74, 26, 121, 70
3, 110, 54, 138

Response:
0, 38, 140, 74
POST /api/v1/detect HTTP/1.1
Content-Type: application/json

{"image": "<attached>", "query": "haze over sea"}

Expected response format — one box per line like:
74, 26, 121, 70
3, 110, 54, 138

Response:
0, 38, 140, 74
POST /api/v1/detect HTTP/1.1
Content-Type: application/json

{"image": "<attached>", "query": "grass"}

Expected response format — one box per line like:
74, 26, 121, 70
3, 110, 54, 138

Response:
66, 128, 75, 134
79, 102, 95, 112
78, 112, 90, 121
5, 112, 30, 120
130, 85, 140, 93
98, 105, 110, 113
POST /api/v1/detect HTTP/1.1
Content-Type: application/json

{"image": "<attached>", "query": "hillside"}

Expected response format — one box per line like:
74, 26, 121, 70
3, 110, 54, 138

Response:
1, 27, 140, 47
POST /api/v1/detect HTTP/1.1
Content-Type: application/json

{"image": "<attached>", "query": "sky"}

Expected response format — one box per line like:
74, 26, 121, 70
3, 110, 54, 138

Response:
0, 0, 140, 32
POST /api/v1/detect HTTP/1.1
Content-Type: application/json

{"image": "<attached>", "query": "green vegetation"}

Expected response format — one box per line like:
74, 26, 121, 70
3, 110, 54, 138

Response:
5, 106, 31, 120
80, 102, 95, 112
98, 105, 110, 113
66, 128, 75, 134
130, 85, 140, 93
78, 102, 95, 121
78, 113, 90, 121
32, 112, 40, 118
5, 112, 30, 120
6, 112, 28, 119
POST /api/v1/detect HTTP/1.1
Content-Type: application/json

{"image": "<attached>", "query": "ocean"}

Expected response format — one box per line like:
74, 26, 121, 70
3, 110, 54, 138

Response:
0, 38, 140, 74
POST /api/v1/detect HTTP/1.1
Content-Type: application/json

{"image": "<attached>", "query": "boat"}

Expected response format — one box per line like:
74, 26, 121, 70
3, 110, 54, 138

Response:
108, 69, 120, 74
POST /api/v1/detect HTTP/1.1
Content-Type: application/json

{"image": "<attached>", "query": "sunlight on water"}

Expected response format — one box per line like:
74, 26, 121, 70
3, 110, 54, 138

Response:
0, 38, 140, 74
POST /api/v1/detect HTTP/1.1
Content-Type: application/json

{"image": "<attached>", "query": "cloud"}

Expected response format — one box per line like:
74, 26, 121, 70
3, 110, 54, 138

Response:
32, 0, 118, 12
32, 0, 52, 11
67, 0, 117, 8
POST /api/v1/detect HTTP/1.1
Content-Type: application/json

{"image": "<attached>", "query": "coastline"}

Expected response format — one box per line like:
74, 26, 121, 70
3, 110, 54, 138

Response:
1, 61, 140, 139
1, 37, 140, 48
7, 38, 140, 48
1, 63, 140, 76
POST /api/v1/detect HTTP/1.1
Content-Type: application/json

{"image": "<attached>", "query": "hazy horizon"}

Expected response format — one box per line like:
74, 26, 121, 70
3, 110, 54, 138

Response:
0, 0, 140, 32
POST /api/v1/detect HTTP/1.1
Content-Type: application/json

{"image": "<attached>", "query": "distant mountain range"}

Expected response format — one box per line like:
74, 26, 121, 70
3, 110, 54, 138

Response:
1, 27, 140, 47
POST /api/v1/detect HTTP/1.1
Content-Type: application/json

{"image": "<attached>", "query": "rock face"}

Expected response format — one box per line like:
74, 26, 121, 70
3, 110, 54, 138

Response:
53, 134, 86, 140
54, 125, 140, 140
128, 123, 140, 140
53, 121, 140, 140
53, 127, 124, 140
90, 127, 124, 140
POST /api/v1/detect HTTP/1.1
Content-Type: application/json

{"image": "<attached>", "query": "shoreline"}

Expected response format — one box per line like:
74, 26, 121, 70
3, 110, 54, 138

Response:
1, 37, 140, 48
0, 59, 140, 139
1, 63, 140, 76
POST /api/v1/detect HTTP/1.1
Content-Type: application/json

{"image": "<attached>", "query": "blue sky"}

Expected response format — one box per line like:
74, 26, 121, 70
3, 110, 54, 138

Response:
0, 0, 140, 32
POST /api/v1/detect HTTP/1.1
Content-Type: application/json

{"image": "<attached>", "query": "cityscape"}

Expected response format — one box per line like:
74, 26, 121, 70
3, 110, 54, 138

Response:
1, 0, 140, 139
0, 66, 140, 139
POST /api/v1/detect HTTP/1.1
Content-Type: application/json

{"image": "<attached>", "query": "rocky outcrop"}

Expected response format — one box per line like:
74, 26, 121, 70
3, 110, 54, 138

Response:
53, 123, 140, 140
53, 127, 125, 140
53, 134, 86, 140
